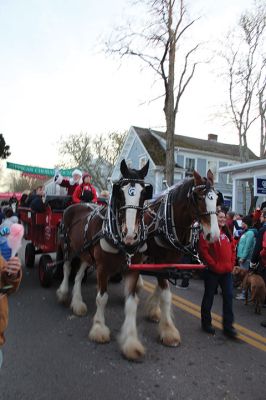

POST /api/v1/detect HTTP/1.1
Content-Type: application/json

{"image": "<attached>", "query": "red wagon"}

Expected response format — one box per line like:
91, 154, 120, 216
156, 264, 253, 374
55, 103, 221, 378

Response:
18, 196, 71, 287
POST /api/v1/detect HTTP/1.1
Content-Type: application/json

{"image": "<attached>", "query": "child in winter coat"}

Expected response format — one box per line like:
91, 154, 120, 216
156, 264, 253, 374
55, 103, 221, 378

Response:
72, 173, 97, 204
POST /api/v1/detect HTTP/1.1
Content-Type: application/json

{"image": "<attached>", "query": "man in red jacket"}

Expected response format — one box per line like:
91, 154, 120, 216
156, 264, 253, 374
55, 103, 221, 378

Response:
199, 210, 237, 338
54, 169, 82, 196
72, 172, 97, 204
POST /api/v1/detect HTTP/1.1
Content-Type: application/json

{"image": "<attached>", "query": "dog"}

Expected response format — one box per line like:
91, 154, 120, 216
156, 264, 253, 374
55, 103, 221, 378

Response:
232, 266, 249, 289
243, 273, 266, 314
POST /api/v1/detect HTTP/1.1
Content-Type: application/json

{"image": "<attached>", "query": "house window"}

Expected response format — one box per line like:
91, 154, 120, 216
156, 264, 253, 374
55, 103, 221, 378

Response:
207, 160, 218, 182
139, 156, 147, 169
227, 173, 232, 185
185, 157, 195, 177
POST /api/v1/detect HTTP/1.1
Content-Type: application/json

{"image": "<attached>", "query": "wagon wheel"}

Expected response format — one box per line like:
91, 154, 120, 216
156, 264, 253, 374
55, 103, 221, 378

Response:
39, 255, 53, 288
25, 243, 35, 268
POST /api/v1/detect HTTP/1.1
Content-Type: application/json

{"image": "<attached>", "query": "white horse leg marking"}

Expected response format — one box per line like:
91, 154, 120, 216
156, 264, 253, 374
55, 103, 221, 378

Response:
89, 292, 110, 343
56, 260, 71, 304
159, 286, 181, 347
70, 261, 88, 316
145, 284, 161, 322
119, 294, 145, 360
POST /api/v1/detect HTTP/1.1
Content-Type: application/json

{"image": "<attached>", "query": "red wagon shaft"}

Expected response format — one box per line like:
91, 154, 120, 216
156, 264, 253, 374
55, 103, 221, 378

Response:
129, 263, 206, 270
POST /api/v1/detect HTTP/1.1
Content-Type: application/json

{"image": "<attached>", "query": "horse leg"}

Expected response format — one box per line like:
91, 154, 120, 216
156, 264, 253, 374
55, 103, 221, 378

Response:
56, 260, 71, 304
145, 283, 161, 323
119, 272, 145, 360
70, 261, 88, 316
136, 274, 144, 292
89, 268, 110, 343
157, 278, 181, 347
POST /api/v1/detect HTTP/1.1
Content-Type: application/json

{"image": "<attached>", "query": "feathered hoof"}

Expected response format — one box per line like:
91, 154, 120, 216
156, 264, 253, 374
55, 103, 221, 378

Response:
121, 338, 145, 361
56, 289, 69, 304
146, 306, 161, 323
89, 323, 110, 343
71, 300, 87, 317
160, 325, 181, 347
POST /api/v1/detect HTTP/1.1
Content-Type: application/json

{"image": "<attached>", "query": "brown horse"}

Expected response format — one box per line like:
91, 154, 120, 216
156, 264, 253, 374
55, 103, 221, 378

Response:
141, 170, 220, 343
56, 159, 153, 360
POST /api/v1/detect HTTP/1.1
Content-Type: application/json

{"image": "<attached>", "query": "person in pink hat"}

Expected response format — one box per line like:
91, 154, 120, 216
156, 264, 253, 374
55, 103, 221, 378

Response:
72, 172, 97, 204
54, 169, 82, 196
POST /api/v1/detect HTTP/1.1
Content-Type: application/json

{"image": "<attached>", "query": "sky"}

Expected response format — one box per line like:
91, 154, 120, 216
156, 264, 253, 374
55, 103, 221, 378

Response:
0, 0, 259, 177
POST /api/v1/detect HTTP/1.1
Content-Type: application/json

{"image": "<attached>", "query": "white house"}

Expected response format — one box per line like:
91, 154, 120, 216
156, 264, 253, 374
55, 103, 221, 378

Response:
111, 126, 258, 209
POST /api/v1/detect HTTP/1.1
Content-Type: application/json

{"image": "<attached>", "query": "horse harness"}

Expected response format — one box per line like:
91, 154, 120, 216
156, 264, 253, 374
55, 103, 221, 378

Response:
62, 178, 153, 264
146, 181, 216, 263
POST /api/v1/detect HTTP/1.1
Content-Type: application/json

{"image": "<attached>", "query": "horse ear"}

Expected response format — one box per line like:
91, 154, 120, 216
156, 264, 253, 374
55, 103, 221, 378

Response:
193, 170, 202, 185
139, 160, 149, 179
120, 159, 130, 178
207, 169, 214, 185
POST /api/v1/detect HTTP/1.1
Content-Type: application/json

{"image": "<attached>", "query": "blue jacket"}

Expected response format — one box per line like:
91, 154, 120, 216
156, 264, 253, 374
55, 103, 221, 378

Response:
237, 228, 256, 261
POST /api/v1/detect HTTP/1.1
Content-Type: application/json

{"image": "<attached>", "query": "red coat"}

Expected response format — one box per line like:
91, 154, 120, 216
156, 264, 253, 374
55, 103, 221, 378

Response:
72, 183, 97, 204
58, 179, 79, 196
199, 230, 236, 274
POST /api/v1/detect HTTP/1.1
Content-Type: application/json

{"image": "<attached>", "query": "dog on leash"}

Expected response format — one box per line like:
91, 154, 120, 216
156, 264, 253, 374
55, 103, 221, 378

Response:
233, 266, 266, 314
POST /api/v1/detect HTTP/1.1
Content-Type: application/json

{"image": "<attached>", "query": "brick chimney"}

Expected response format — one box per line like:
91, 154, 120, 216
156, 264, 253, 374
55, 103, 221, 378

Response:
208, 133, 218, 142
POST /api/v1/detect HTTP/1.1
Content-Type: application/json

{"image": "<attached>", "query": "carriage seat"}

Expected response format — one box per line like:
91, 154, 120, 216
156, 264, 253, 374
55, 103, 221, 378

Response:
45, 195, 72, 211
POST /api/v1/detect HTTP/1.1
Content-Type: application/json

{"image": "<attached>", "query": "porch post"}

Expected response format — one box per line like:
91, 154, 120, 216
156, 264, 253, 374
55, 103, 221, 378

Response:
232, 178, 237, 211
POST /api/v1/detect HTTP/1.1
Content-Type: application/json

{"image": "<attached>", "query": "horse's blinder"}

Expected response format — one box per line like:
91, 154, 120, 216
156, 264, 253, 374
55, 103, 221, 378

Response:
189, 182, 217, 217
143, 183, 153, 201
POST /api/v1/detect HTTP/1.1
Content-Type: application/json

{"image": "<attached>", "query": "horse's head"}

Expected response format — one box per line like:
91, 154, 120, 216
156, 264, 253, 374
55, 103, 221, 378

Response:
113, 159, 152, 246
191, 170, 220, 242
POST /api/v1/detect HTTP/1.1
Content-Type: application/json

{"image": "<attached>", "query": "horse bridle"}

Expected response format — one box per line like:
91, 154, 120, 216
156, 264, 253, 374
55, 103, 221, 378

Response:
189, 182, 217, 217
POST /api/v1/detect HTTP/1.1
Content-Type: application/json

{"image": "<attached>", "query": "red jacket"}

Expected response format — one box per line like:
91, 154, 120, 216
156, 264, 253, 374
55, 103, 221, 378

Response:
199, 230, 236, 274
72, 183, 97, 204
59, 179, 79, 196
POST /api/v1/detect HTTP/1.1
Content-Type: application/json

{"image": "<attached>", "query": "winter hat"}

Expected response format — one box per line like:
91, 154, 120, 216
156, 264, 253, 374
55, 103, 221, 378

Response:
82, 172, 91, 182
72, 169, 82, 177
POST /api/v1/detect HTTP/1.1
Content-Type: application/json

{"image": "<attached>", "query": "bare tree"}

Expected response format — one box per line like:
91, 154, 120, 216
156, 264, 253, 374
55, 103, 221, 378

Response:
106, 0, 201, 185
219, 1, 265, 213
221, 1, 265, 163
58, 131, 126, 191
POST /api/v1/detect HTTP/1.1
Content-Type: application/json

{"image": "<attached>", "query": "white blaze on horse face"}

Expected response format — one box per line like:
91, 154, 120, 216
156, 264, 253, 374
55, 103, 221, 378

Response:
202, 189, 220, 242
122, 183, 143, 245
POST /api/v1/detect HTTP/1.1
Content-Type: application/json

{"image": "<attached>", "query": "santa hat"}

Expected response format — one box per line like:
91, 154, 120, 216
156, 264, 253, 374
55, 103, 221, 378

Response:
72, 169, 82, 177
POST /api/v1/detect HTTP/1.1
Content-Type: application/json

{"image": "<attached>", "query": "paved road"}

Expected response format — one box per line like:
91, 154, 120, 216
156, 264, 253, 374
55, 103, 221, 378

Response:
0, 250, 266, 400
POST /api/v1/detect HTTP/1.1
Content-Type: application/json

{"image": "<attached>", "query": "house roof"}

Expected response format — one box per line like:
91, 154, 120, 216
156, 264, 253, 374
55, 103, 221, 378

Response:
133, 126, 258, 166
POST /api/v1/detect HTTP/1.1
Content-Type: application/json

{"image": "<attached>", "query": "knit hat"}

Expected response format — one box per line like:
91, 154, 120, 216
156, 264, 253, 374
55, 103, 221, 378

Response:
72, 169, 82, 177
82, 172, 91, 182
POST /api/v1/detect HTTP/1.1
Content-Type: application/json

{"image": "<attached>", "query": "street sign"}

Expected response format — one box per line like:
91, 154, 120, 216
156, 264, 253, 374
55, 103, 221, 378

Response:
254, 176, 266, 196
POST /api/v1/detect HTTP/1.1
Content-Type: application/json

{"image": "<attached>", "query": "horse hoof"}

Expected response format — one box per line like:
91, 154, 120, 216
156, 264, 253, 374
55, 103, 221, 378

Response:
89, 323, 110, 343
71, 301, 87, 317
147, 307, 161, 323
56, 289, 69, 304
121, 338, 145, 361
160, 327, 181, 347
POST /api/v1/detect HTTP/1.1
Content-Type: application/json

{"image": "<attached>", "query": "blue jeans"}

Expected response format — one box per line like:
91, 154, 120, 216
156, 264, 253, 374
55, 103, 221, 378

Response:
201, 269, 234, 329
